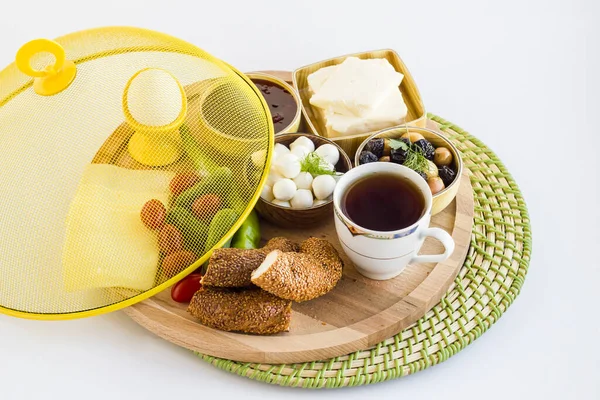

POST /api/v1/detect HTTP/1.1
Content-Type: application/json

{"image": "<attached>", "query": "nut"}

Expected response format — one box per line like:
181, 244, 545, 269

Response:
192, 194, 221, 220
162, 250, 197, 278
140, 199, 166, 230
158, 224, 184, 254
170, 173, 202, 197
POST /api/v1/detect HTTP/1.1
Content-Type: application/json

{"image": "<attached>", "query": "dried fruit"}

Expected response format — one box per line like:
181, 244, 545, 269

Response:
158, 224, 184, 254
390, 142, 409, 164
140, 199, 166, 230
414, 139, 435, 160
439, 165, 456, 187
170, 173, 202, 197
192, 194, 221, 220
417, 171, 428, 181
365, 138, 384, 158
379, 156, 391, 162
359, 151, 378, 164
162, 250, 197, 278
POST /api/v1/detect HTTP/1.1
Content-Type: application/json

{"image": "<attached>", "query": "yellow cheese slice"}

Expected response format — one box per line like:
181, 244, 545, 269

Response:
62, 164, 174, 292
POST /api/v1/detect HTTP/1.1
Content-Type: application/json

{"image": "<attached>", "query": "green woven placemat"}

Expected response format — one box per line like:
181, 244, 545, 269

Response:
196, 114, 532, 388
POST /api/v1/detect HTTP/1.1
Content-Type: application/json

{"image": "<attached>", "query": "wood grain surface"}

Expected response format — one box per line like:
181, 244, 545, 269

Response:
120, 71, 474, 364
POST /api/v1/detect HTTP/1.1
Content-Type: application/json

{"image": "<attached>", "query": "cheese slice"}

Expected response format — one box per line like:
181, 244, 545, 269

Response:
62, 164, 174, 292
307, 65, 338, 94
325, 89, 408, 136
310, 57, 404, 117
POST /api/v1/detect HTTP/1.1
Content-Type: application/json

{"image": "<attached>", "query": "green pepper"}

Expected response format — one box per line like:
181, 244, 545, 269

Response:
165, 207, 209, 255
181, 124, 220, 173
174, 167, 233, 209
231, 210, 260, 249
204, 208, 239, 253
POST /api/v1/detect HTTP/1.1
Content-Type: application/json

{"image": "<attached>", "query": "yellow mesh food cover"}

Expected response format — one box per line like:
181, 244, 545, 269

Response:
0, 27, 273, 319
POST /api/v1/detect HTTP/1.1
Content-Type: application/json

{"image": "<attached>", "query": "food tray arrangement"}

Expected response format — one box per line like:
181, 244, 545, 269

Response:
123, 71, 477, 364
0, 28, 531, 390
195, 113, 532, 387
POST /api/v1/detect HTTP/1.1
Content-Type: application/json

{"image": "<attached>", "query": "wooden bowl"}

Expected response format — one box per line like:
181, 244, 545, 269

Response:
355, 126, 463, 215
254, 133, 352, 228
246, 72, 301, 134
292, 49, 427, 159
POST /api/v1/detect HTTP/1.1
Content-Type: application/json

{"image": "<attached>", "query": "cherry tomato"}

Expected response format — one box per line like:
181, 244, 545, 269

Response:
171, 273, 203, 303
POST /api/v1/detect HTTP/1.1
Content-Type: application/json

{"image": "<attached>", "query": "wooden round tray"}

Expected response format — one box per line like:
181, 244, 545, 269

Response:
120, 71, 475, 364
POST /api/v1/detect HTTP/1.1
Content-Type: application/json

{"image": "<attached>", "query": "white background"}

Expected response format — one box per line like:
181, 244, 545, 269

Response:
1, 1, 598, 399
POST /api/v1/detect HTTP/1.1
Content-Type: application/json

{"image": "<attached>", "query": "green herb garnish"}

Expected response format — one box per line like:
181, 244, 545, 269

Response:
300, 152, 336, 176
403, 147, 429, 172
389, 138, 409, 151
388, 137, 428, 173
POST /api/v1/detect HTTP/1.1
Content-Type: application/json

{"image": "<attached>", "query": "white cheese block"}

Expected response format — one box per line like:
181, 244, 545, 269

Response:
310, 57, 404, 117
62, 164, 174, 292
307, 65, 338, 94
325, 89, 408, 136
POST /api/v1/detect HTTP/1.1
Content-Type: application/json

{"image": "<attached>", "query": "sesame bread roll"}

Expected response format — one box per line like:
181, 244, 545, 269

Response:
251, 237, 343, 302
201, 237, 299, 288
188, 287, 292, 334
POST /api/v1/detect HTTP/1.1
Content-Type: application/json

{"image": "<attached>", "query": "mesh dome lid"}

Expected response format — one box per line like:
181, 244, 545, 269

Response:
0, 27, 273, 319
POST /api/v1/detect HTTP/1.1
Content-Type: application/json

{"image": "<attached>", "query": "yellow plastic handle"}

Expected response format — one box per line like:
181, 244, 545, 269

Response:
15, 38, 77, 96
16, 39, 65, 78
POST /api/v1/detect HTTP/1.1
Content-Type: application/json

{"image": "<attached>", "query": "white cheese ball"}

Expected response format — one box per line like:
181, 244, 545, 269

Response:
270, 154, 278, 167
293, 172, 313, 190
274, 143, 290, 158
275, 153, 301, 179
271, 199, 291, 208
290, 189, 314, 209
315, 144, 339, 166
266, 168, 283, 187
251, 149, 267, 168
313, 199, 329, 207
290, 145, 311, 160
312, 175, 336, 200
290, 136, 315, 153
260, 184, 274, 202
273, 179, 297, 201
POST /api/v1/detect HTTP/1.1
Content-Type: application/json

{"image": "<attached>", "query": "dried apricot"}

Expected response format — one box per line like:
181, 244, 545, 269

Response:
140, 199, 166, 230
191, 194, 221, 220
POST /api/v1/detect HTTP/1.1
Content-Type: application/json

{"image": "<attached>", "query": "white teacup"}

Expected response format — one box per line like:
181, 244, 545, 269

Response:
333, 162, 455, 280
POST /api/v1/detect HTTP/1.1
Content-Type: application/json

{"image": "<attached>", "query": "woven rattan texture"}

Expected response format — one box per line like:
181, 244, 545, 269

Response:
196, 113, 532, 388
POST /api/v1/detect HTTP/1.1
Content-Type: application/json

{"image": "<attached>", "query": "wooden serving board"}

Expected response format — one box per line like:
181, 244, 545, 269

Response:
121, 71, 474, 364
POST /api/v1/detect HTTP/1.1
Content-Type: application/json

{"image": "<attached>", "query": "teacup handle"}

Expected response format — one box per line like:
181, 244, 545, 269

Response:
411, 228, 455, 264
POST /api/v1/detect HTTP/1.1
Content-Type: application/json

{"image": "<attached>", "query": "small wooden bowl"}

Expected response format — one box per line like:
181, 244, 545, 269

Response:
355, 126, 463, 215
292, 49, 427, 159
254, 133, 352, 228
246, 72, 301, 135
